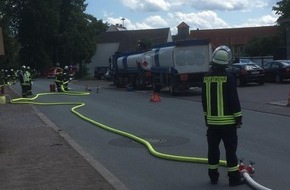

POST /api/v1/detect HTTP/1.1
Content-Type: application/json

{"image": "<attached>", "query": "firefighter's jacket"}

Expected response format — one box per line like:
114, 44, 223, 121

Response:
62, 69, 69, 85
55, 73, 64, 84
202, 67, 242, 126
18, 70, 31, 86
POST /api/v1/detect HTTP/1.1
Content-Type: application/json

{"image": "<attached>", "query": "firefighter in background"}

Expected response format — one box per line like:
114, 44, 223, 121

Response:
10, 69, 17, 84
201, 46, 244, 186
62, 66, 70, 91
18, 65, 31, 97
4, 69, 9, 85
55, 68, 64, 92
26, 66, 33, 95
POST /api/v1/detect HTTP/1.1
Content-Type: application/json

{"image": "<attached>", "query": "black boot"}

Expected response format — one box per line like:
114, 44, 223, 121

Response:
209, 169, 219, 185
228, 171, 245, 186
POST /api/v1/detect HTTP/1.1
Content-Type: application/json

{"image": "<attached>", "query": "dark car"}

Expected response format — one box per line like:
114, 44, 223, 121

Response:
263, 60, 290, 83
94, 66, 108, 80
227, 61, 265, 86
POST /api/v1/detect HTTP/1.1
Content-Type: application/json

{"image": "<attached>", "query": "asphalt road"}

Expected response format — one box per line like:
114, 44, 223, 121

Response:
10, 79, 290, 190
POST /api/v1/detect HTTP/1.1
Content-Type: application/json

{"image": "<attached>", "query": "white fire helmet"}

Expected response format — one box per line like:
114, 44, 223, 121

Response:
212, 45, 232, 65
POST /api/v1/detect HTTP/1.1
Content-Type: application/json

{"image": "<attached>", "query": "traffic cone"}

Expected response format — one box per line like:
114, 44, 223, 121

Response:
150, 92, 161, 102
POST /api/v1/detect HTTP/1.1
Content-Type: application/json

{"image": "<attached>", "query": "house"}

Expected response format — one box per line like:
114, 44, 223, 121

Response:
106, 24, 127, 32
189, 26, 279, 58
88, 27, 172, 78
174, 22, 190, 41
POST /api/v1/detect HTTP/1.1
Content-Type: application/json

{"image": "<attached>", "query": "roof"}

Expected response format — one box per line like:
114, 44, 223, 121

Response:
177, 22, 190, 29
190, 26, 279, 48
106, 25, 127, 32
96, 28, 171, 53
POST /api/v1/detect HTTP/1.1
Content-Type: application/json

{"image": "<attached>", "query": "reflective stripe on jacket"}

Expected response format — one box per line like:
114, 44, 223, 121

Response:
202, 69, 242, 126
19, 71, 30, 86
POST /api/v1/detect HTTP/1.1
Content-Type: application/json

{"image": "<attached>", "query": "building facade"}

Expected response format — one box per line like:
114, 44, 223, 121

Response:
89, 27, 172, 78
189, 26, 279, 59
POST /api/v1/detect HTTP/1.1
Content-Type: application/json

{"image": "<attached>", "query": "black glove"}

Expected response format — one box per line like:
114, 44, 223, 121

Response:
235, 116, 242, 128
236, 121, 242, 128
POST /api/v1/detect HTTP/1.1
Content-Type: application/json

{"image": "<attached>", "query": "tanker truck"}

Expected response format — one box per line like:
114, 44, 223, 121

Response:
150, 39, 212, 94
112, 39, 212, 94
112, 51, 152, 89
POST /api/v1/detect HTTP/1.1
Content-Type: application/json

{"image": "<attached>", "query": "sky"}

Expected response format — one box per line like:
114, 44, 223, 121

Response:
84, 0, 281, 35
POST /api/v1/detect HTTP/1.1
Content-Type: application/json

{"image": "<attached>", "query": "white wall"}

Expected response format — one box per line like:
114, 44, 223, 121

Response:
88, 43, 119, 77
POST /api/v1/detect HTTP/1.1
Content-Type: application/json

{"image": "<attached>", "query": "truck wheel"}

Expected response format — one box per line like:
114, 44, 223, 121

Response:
135, 76, 145, 89
169, 79, 177, 95
116, 76, 123, 88
113, 77, 117, 86
258, 79, 264, 85
135, 77, 141, 89
152, 81, 161, 92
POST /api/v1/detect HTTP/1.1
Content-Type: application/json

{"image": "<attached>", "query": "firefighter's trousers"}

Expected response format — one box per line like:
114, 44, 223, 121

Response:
207, 126, 238, 171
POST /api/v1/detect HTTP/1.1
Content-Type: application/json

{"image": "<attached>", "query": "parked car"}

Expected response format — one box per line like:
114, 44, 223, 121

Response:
94, 66, 108, 79
263, 60, 290, 83
228, 61, 265, 86
45, 67, 63, 78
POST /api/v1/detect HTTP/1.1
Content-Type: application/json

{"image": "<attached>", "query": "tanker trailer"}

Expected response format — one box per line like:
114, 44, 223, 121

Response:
114, 52, 152, 89
150, 39, 212, 95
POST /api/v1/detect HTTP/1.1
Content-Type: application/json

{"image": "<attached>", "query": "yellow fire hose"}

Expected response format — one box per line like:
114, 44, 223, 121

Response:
10, 90, 226, 166
10, 89, 273, 189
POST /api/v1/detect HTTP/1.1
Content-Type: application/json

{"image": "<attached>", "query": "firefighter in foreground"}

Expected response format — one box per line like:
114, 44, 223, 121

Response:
201, 46, 244, 186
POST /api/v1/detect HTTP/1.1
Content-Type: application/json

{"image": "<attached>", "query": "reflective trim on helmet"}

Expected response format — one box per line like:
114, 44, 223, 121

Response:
212, 45, 232, 65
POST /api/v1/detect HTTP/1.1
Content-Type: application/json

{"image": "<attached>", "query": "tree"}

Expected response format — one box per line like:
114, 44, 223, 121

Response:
58, 0, 96, 66
273, 0, 290, 26
243, 35, 283, 57
0, 0, 108, 76
56, 0, 108, 77
0, 0, 22, 69
243, 0, 290, 58
18, 0, 61, 71
273, 0, 290, 59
